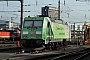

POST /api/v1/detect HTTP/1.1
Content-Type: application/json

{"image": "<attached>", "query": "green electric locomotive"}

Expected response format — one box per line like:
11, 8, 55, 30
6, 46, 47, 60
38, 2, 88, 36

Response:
21, 16, 71, 47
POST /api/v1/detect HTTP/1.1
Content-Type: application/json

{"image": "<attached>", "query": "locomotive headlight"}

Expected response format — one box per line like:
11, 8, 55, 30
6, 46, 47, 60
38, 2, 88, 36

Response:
36, 31, 42, 34
23, 31, 28, 34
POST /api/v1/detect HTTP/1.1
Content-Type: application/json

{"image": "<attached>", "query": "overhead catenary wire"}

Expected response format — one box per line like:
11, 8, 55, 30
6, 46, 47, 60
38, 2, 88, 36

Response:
0, 0, 90, 23
60, 1, 90, 22
0, 1, 31, 18
30, 0, 90, 20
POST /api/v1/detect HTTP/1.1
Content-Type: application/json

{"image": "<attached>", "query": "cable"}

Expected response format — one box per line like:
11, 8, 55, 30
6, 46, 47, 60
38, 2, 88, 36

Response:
0, 0, 90, 23
61, 10, 90, 23
60, 1, 90, 22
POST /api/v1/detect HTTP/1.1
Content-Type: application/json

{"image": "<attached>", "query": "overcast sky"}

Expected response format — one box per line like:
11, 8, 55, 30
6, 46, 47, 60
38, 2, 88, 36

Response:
0, 0, 90, 24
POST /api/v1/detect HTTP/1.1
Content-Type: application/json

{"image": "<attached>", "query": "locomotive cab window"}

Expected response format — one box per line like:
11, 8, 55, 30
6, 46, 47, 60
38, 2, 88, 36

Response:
34, 21, 43, 27
24, 20, 43, 27
24, 21, 33, 27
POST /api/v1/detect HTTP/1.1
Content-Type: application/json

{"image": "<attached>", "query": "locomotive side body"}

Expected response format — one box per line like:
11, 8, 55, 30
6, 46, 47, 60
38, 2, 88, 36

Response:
49, 22, 71, 44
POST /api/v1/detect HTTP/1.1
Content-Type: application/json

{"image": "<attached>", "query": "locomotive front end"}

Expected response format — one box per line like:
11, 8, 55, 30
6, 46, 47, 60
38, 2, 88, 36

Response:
21, 17, 44, 47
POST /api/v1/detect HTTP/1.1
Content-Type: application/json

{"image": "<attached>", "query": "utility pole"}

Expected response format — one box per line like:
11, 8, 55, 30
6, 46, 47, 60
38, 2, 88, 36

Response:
74, 23, 76, 43
58, 0, 60, 20
21, 0, 23, 29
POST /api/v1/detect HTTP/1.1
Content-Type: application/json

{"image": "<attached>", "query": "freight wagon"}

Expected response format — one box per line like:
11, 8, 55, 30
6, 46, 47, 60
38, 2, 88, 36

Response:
21, 16, 71, 47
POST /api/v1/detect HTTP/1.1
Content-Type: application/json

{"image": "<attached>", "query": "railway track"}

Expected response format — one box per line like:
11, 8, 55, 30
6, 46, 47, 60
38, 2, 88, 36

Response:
0, 44, 16, 48
53, 48, 90, 60
0, 45, 45, 53
0, 41, 22, 53
0, 47, 22, 53
24, 48, 90, 60
4, 45, 89, 60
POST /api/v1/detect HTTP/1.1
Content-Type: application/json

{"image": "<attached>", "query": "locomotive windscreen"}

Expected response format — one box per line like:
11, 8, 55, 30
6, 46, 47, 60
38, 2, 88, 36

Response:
34, 21, 43, 27
24, 21, 33, 27
24, 20, 43, 27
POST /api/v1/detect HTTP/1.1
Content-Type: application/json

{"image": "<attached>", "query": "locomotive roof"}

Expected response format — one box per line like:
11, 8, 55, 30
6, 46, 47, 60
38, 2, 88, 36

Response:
24, 17, 44, 20
24, 17, 68, 25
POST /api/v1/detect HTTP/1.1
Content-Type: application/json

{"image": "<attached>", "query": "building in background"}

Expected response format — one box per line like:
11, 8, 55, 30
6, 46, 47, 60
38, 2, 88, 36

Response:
6, 21, 20, 30
41, 6, 58, 20
0, 20, 6, 30
70, 23, 85, 41
0, 20, 20, 30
